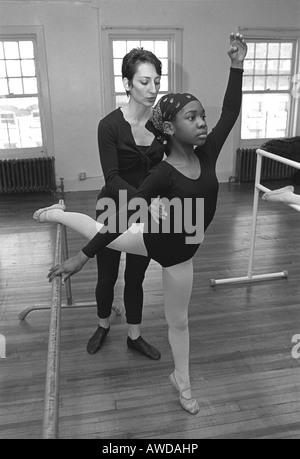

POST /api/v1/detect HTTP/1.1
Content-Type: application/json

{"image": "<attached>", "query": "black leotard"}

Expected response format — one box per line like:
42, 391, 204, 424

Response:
82, 68, 243, 267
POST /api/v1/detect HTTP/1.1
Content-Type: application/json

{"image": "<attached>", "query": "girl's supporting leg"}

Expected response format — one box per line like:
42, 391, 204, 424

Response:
162, 258, 200, 414
33, 206, 148, 257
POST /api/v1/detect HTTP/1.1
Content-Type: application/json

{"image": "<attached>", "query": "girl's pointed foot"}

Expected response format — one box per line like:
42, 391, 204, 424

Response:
33, 203, 66, 222
169, 372, 200, 415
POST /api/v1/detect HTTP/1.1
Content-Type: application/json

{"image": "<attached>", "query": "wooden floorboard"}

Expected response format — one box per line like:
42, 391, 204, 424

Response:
0, 181, 300, 439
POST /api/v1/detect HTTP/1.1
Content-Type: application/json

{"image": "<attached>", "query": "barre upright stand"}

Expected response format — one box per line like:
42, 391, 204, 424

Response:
210, 148, 300, 287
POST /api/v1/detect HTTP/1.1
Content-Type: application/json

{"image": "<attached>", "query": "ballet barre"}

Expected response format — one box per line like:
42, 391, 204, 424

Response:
43, 216, 63, 439
210, 148, 300, 287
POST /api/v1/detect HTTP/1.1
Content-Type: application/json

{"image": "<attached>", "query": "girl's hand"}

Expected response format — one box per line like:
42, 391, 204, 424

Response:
228, 33, 248, 68
48, 251, 89, 283
149, 197, 168, 224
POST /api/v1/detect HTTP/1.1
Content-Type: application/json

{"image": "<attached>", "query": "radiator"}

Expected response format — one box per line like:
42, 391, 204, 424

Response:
236, 148, 295, 182
0, 157, 56, 194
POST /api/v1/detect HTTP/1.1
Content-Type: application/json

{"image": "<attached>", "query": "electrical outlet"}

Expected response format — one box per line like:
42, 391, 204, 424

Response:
79, 172, 86, 181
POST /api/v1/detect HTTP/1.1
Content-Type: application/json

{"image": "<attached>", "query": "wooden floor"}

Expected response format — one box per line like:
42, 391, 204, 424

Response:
1, 181, 300, 439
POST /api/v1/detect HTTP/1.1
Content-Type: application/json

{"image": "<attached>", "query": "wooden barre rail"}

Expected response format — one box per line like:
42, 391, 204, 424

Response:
42, 204, 64, 439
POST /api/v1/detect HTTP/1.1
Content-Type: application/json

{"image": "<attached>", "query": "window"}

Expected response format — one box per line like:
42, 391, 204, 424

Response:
0, 26, 53, 158
101, 28, 182, 113
241, 40, 296, 141
112, 39, 170, 108
0, 39, 43, 150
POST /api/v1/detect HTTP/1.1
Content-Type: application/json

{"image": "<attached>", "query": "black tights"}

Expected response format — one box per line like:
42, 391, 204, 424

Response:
96, 247, 151, 324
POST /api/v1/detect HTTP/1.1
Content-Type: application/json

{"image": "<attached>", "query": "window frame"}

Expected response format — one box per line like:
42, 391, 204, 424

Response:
101, 27, 183, 114
0, 26, 54, 159
236, 27, 300, 149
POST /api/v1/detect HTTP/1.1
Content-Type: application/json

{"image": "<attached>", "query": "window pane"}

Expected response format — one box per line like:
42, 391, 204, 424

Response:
160, 75, 168, 92
0, 42, 3, 59
127, 41, 140, 51
244, 59, 254, 75
243, 76, 253, 91
23, 77, 37, 94
254, 76, 265, 90
21, 59, 36, 77
267, 59, 279, 73
160, 58, 169, 75
241, 93, 289, 139
113, 41, 127, 58
0, 97, 42, 148
114, 76, 124, 93
243, 77, 253, 91
154, 41, 168, 58
0, 78, 9, 96
280, 43, 293, 58
0, 61, 6, 78
4, 42, 20, 59
113, 58, 122, 76
246, 43, 255, 59
279, 59, 291, 74
266, 76, 278, 90
255, 60, 266, 75
141, 41, 154, 52
19, 41, 34, 59
278, 75, 290, 90
268, 43, 280, 58
6, 60, 22, 77
8, 78, 23, 94
255, 43, 267, 58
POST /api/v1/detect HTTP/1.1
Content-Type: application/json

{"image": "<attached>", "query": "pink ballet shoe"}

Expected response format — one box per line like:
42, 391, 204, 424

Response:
262, 186, 294, 201
33, 203, 66, 223
169, 372, 200, 415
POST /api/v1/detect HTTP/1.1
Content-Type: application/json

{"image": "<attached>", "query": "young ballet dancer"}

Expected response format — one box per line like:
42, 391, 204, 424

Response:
33, 33, 247, 415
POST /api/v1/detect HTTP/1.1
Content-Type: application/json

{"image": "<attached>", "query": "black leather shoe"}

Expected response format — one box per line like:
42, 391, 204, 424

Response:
127, 336, 161, 360
87, 326, 110, 355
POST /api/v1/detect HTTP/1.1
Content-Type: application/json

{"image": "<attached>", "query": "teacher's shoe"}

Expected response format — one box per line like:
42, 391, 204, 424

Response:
87, 325, 110, 355
127, 336, 161, 360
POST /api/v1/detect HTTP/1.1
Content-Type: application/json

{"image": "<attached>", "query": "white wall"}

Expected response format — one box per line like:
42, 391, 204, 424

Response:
0, 0, 299, 190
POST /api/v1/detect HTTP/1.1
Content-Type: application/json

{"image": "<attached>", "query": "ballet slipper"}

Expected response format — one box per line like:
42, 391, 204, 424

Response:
169, 372, 200, 415
262, 186, 294, 201
33, 203, 66, 223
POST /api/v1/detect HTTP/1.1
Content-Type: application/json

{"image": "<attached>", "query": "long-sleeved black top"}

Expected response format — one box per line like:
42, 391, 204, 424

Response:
84, 68, 243, 267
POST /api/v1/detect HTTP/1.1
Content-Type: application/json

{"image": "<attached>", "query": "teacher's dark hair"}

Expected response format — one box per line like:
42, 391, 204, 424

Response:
122, 48, 162, 96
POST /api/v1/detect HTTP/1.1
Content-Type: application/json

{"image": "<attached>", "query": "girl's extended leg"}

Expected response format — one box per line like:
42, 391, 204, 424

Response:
162, 258, 200, 415
33, 206, 147, 257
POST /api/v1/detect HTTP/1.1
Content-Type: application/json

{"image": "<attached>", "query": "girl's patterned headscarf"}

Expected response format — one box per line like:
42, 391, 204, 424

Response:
146, 92, 199, 143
